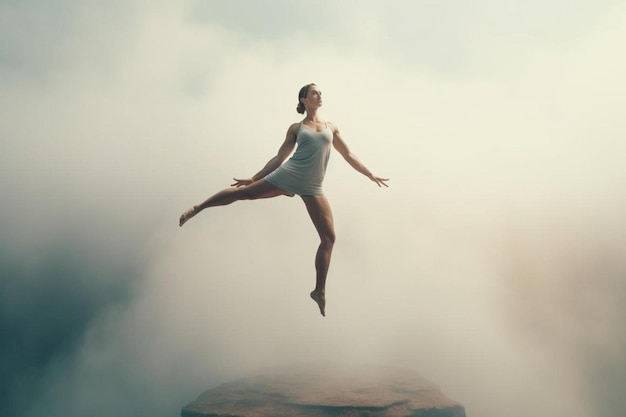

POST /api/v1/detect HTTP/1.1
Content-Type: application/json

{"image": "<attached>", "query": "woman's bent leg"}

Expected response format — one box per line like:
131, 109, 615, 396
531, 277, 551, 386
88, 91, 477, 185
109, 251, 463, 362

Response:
302, 196, 336, 317
179, 179, 286, 226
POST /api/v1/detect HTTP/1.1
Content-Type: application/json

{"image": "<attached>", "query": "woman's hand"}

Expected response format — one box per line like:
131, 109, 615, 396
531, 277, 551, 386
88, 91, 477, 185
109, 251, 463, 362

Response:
231, 178, 254, 187
369, 175, 390, 187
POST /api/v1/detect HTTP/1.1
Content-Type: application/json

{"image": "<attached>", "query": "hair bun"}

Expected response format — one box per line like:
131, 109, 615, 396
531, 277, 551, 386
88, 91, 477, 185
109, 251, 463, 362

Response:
296, 83, 315, 114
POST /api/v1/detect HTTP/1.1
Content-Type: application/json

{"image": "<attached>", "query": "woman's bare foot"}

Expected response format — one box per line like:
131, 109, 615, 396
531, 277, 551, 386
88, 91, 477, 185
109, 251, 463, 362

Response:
179, 206, 197, 227
310, 290, 326, 317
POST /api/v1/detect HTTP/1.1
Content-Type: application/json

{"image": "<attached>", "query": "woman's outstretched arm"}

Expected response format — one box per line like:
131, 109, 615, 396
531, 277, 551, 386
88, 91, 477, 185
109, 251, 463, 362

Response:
232, 123, 299, 187
330, 122, 389, 187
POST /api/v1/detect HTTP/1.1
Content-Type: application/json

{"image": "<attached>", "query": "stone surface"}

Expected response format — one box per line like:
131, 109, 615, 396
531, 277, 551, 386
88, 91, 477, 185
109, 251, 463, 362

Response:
182, 365, 466, 417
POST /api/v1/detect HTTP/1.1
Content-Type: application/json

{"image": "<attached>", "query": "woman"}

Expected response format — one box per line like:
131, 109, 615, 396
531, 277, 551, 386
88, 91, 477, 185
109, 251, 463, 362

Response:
179, 83, 388, 317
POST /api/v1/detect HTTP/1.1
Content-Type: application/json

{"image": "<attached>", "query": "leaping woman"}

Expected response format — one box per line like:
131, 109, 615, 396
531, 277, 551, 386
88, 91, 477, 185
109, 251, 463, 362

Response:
179, 83, 389, 316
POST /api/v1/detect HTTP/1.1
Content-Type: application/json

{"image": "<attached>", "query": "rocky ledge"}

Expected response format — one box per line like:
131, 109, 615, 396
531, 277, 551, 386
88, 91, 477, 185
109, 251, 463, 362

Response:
182, 365, 466, 417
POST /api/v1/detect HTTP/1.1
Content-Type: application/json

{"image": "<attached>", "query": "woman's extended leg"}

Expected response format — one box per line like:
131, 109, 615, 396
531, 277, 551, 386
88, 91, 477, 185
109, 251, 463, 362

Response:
179, 179, 286, 226
302, 196, 336, 317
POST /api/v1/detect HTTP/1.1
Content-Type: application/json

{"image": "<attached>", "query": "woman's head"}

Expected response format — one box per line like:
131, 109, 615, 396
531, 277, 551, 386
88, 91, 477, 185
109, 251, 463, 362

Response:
296, 83, 318, 114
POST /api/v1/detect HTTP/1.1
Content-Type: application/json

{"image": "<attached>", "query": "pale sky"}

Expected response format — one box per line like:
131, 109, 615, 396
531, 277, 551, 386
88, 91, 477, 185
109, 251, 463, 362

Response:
1, 1, 626, 417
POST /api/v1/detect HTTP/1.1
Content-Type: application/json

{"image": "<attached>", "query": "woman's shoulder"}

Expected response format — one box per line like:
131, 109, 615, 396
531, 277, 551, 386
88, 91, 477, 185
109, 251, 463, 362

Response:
285, 121, 302, 140
288, 121, 302, 132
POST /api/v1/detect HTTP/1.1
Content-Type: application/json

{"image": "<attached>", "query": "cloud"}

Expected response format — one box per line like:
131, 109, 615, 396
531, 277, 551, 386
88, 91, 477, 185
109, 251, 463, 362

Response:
1, 1, 625, 417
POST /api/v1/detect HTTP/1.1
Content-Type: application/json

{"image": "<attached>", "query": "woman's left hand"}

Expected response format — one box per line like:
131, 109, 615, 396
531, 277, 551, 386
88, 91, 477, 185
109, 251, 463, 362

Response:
370, 175, 389, 187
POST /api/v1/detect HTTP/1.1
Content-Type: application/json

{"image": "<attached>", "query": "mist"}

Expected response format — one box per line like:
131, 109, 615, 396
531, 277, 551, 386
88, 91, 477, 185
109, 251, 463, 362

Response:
1, 1, 625, 417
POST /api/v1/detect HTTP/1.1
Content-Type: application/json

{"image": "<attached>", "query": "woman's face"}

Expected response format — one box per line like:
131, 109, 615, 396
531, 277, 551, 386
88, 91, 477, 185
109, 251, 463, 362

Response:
302, 85, 322, 110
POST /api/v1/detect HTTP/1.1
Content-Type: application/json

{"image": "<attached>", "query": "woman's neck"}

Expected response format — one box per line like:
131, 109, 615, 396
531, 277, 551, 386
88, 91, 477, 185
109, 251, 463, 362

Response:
304, 110, 321, 122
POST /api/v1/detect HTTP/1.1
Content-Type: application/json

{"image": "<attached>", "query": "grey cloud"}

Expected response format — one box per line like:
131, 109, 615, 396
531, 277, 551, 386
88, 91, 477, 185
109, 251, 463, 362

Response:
0, 233, 140, 416
187, 0, 342, 40
0, 1, 78, 78
0, 0, 138, 83
1, 1, 626, 417
369, 0, 625, 77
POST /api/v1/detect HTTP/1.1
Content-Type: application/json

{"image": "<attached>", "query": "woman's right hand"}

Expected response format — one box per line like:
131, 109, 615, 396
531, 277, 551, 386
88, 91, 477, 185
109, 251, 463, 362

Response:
231, 178, 254, 187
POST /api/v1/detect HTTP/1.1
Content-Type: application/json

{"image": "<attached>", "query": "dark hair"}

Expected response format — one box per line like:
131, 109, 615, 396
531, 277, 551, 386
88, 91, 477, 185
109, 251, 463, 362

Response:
296, 83, 316, 114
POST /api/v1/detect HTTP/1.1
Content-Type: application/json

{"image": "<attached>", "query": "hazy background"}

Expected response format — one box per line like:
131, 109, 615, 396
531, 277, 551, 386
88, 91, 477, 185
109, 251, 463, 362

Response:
1, 1, 625, 416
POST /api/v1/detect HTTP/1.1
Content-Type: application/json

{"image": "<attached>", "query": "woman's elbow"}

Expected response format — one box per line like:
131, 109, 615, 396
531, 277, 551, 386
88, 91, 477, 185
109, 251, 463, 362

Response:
342, 151, 356, 162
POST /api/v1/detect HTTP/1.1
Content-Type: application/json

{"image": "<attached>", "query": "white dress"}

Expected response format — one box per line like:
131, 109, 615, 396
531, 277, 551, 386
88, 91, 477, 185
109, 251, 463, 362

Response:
264, 122, 333, 197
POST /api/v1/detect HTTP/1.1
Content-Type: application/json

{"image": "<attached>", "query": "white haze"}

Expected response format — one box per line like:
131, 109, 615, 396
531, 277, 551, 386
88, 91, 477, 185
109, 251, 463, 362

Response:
1, 1, 625, 417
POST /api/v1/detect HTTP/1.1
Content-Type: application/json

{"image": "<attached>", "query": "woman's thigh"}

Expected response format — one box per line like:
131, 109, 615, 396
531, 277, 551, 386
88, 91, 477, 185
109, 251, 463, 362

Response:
238, 179, 290, 200
301, 196, 335, 240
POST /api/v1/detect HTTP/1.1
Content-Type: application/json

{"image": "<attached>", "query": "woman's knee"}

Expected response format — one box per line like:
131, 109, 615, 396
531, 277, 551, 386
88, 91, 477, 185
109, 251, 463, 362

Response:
234, 185, 262, 200
321, 230, 336, 247
235, 187, 253, 200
